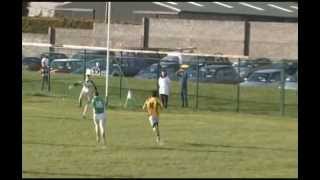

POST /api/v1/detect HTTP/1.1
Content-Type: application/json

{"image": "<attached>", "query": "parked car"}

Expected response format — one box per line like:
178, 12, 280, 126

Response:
22, 57, 42, 71
200, 64, 242, 84
40, 52, 68, 64
240, 69, 282, 87
281, 71, 298, 90
50, 59, 83, 73
135, 62, 181, 80
113, 55, 159, 76
70, 51, 159, 76
160, 52, 232, 65
71, 50, 107, 61
232, 61, 255, 78
71, 57, 123, 76
243, 60, 297, 78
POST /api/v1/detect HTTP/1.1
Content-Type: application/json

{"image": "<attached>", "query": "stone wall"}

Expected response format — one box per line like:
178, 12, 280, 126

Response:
22, 19, 298, 59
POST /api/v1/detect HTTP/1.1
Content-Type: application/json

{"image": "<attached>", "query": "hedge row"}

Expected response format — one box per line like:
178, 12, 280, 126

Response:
22, 17, 93, 34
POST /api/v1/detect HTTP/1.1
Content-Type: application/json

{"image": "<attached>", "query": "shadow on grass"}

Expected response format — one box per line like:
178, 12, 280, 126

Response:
22, 170, 133, 178
23, 99, 52, 103
184, 142, 296, 152
23, 141, 230, 154
23, 141, 94, 148
128, 145, 230, 154
28, 115, 83, 121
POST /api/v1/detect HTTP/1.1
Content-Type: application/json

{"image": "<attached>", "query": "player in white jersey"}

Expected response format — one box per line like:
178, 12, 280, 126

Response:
79, 73, 97, 118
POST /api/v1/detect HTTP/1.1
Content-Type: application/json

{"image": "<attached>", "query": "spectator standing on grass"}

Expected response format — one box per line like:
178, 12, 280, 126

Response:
158, 70, 171, 108
40, 55, 50, 91
176, 64, 189, 107
41, 55, 49, 68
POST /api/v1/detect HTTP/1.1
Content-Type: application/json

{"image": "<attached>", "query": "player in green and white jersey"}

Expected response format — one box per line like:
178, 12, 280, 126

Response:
91, 91, 106, 145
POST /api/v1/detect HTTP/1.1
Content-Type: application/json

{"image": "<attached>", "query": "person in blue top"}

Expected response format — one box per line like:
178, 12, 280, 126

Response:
91, 91, 106, 145
176, 64, 189, 107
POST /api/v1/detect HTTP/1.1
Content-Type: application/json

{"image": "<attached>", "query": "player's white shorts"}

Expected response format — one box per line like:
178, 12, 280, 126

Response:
149, 116, 159, 128
93, 112, 106, 124
80, 87, 94, 103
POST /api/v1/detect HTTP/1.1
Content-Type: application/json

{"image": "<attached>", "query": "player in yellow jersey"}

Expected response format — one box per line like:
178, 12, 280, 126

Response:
142, 90, 163, 144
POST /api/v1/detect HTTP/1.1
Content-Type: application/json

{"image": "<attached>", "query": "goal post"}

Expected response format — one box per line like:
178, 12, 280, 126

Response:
105, 1, 111, 106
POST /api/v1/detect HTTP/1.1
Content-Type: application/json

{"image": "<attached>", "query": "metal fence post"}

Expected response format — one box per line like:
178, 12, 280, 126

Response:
48, 26, 55, 92
156, 54, 160, 92
93, 9, 96, 21
280, 60, 286, 116
195, 56, 200, 111
83, 49, 86, 81
120, 52, 123, 103
236, 58, 240, 112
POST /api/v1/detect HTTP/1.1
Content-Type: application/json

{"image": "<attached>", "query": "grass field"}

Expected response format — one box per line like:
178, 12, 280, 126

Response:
22, 71, 297, 178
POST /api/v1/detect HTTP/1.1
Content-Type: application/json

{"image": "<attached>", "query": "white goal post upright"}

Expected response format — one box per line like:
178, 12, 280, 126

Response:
105, 2, 111, 105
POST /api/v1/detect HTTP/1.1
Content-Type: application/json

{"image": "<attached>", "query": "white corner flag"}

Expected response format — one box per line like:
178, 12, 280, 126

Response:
124, 89, 135, 108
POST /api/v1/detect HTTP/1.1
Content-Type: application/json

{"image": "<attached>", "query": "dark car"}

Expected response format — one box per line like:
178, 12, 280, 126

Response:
200, 64, 242, 84
40, 52, 68, 63
71, 50, 159, 76
135, 62, 205, 81
244, 61, 297, 78
71, 50, 107, 61
50, 59, 83, 74
22, 57, 42, 71
235, 58, 273, 78
71, 57, 124, 76
135, 62, 181, 80
113, 55, 159, 76
232, 60, 255, 78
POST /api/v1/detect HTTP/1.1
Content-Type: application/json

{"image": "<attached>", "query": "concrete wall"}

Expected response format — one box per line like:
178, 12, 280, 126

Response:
22, 33, 49, 57
22, 19, 298, 59
54, 23, 143, 48
250, 22, 298, 59
149, 18, 245, 55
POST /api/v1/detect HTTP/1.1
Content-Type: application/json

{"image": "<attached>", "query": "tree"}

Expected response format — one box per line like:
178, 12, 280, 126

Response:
22, 2, 29, 16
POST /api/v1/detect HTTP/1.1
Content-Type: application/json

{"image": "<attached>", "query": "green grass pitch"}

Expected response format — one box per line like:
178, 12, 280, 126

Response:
22, 71, 297, 178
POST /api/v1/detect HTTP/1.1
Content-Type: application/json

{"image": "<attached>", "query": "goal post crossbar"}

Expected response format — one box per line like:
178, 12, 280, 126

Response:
22, 42, 249, 59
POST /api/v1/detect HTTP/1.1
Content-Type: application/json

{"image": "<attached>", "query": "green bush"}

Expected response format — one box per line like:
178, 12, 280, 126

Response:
22, 17, 93, 34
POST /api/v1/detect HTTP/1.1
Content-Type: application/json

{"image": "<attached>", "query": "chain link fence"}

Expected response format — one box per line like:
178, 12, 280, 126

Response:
22, 45, 297, 117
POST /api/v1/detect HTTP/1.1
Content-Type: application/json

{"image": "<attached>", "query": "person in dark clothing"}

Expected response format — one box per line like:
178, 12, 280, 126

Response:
176, 64, 189, 107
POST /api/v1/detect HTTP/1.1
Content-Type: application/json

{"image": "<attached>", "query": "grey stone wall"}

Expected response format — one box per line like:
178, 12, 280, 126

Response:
22, 19, 298, 59
250, 22, 298, 59
149, 18, 245, 55
22, 33, 49, 57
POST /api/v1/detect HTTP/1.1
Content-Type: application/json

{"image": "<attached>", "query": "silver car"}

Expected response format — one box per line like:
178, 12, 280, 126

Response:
241, 69, 297, 90
240, 69, 282, 87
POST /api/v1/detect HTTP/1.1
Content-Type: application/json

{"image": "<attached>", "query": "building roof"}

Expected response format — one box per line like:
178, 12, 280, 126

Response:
148, 2, 297, 18
54, 2, 298, 23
